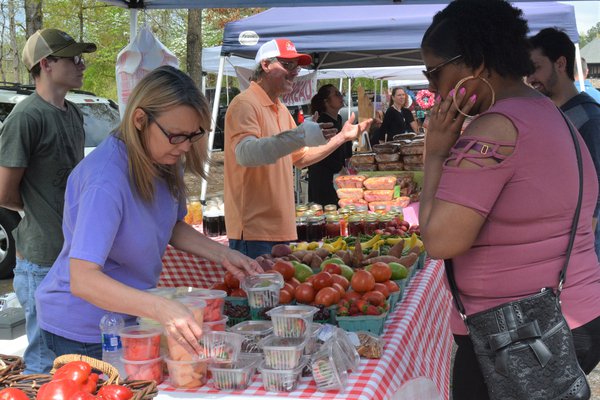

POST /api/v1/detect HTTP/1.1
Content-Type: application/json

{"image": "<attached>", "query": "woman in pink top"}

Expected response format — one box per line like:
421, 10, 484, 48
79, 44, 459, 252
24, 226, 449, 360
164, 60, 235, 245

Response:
419, 1, 600, 399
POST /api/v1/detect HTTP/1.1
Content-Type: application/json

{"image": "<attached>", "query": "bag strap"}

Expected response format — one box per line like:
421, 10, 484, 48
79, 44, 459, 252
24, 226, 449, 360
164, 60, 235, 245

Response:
445, 109, 584, 320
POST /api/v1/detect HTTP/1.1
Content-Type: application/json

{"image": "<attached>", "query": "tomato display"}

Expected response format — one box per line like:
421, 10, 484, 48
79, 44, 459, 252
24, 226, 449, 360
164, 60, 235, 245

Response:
383, 280, 400, 293
362, 291, 386, 307
272, 261, 295, 281
369, 262, 392, 283
350, 270, 376, 293
224, 272, 240, 289
294, 283, 316, 304
312, 272, 333, 292
314, 287, 339, 307
0, 388, 29, 400
331, 274, 350, 291
331, 283, 346, 298
373, 283, 390, 298
322, 263, 342, 275
279, 289, 294, 304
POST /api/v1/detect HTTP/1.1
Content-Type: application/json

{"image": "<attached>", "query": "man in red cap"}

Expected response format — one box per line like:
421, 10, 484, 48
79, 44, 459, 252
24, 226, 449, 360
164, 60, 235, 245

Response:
224, 38, 371, 258
0, 28, 96, 373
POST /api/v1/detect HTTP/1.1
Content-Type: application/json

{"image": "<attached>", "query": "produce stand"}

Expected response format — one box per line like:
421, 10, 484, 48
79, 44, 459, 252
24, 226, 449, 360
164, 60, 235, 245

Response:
158, 249, 452, 399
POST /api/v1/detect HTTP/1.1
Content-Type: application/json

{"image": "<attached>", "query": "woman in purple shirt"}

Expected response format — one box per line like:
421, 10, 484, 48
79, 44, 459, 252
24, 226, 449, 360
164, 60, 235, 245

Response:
36, 66, 262, 360
418, 1, 600, 399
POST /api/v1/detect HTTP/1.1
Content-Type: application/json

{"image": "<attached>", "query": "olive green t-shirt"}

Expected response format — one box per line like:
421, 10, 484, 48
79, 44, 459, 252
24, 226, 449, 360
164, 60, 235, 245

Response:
0, 92, 84, 265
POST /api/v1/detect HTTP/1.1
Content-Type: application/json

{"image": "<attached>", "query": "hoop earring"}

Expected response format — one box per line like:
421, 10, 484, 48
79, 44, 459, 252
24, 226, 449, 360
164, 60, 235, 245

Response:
452, 75, 496, 118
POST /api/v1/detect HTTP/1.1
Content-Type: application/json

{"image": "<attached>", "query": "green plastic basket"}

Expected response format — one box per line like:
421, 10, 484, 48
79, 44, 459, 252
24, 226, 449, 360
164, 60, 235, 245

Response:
336, 312, 387, 335
388, 290, 401, 310
314, 305, 337, 325
225, 296, 249, 306
226, 315, 250, 327
416, 251, 427, 270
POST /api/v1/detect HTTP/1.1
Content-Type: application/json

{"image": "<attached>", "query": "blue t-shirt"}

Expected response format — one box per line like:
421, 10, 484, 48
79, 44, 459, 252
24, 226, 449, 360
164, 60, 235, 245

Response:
575, 80, 600, 104
36, 134, 187, 343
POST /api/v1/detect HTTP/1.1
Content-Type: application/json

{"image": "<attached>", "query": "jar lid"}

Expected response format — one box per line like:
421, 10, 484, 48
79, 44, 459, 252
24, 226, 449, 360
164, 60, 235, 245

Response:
390, 206, 404, 213
365, 214, 379, 222
296, 204, 309, 211
326, 214, 340, 222
296, 216, 308, 223
308, 215, 325, 223
355, 205, 369, 213
348, 214, 363, 222
378, 215, 393, 222
309, 204, 323, 211
374, 204, 387, 210
324, 204, 337, 211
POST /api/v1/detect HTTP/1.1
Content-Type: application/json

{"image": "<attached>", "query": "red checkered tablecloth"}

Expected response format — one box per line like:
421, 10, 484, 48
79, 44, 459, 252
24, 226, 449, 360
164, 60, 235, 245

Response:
156, 258, 452, 400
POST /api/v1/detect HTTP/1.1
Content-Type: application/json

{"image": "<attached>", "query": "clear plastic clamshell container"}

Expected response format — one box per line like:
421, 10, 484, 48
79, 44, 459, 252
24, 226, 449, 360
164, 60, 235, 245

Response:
145, 287, 177, 299
199, 331, 243, 363
258, 334, 307, 370
228, 320, 273, 353
209, 356, 261, 390
266, 305, 318, 338
334, 327, 361, 372
164, 354, 210, 388
258, 356, 309, 392
310, 339, 349, 391
304, 323, 323, 355
178, 289, 227, 322
241, 273, 284, 309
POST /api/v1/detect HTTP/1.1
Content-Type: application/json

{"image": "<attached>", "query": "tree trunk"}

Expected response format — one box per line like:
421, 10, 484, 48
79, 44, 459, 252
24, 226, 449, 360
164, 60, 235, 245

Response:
186, 8, 202, 87
9, 0, 20, 82
0, 1, 6, 82
24, 0, 43, 38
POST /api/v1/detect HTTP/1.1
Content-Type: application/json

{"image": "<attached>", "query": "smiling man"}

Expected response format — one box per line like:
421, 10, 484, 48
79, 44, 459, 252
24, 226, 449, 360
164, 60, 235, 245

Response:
224, 38, 371, 258
527, 27, 600, 259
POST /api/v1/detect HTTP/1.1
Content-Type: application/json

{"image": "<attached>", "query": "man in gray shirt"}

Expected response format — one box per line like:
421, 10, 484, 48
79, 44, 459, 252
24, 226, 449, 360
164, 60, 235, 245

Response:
0, 29, 96, 373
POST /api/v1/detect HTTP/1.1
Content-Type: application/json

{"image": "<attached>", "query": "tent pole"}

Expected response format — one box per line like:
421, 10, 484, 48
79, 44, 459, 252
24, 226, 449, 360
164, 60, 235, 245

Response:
200, 56, 226, 202
201, 74, 206, 95
373, 80, 377, 118
129, 9, 138, 43
346, 77, 352, 122
225, 75, 230, 105
575, 43, 585, 92
338, 78, 343, 92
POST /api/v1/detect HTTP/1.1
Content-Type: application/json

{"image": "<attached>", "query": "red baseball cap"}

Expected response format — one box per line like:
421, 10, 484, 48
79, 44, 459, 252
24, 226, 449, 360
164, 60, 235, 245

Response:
254, 39, 312, 66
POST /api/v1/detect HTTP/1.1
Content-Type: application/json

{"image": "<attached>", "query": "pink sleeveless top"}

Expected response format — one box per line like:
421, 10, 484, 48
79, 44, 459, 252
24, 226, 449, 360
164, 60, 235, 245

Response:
436, 96, 600, 335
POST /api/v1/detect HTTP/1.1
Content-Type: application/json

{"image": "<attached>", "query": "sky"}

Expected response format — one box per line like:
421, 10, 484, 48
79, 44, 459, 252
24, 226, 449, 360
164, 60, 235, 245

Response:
563, 1, 600, 33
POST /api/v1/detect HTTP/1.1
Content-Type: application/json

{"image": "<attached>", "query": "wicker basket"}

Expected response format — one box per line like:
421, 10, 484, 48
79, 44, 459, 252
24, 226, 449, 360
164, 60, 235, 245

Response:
0, 354, 158, 400
0, 354, 25, 380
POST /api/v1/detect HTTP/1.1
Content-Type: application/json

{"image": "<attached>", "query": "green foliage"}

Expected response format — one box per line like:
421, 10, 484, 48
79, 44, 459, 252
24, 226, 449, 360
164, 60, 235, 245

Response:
579, 22, 600, 48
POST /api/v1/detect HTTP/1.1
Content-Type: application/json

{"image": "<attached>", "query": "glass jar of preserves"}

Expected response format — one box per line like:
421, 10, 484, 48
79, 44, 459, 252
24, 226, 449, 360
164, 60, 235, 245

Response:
348, 214, 365, 237
202, 207, 220, 237
390, 205, 405, 221
364, 214, 380, 235
185, 196, 203, 225
378, 215, 393, 231
373, 204, 387, 214
355, 205, 369, 215
307, 215, 326, 242
296, 216, 308, 242
338, 208, 350, 237
217, 209, 226, 236
309, 203, 324, 216
325, 215, 341, 238
324, 204, 338, 215
296, 204, 309, 217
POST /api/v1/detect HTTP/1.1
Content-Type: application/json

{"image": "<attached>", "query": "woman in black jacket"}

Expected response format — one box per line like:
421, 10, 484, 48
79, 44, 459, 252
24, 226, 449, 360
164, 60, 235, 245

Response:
372, 87, 419, 143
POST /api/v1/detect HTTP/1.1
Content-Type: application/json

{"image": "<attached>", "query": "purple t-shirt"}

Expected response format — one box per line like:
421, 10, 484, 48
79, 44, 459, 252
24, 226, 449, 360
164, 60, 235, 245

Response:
37, 134, 187, 343
437, 97, 600, 335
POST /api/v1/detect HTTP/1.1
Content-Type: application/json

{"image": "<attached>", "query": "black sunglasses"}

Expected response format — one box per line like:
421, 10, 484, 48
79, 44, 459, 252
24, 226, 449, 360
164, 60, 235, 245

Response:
422, 55, 462, 81
150, 117, 206, 145
276, 59, 301, 72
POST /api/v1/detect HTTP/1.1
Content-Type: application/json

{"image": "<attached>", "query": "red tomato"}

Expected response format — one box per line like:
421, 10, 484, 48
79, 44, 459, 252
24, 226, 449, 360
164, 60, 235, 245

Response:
351, 270, 376, 293
312, 272, 333, 292
305, 274, 316, 284
369, 262, 392, 283
322, 263, 342, 275
294, 283, 316, 304
0, 388, 29, 400
362, 290, 386, 307
344, 290, 362, 302
97, 384, 134, 400
37, 380, 81, 400
331, 282, 346, 298
288, 277, 301, 289
273, 261, 295, 281
373, 282, 390, 298
315, 287, 339, 307
224, 272, 240, 289
229, 288, 247, 297
331, 274, 350, 291
211, 282, 230, 294
384, 280, 400, 293
279, 289, 294, 304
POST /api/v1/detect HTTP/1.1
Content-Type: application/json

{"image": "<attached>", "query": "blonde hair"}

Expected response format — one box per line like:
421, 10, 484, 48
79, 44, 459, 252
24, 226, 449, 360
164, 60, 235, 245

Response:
117, 66, 210, 202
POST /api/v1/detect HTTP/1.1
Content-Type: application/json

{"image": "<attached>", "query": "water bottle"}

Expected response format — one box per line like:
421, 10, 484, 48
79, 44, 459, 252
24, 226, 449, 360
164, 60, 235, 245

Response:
100, 312, 124, 375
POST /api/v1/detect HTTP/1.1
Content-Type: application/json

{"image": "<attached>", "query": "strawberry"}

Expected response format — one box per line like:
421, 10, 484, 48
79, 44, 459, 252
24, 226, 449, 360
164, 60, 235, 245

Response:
337, 306, 349, 316
348, 304, 359, 316
366, 305, 381, 316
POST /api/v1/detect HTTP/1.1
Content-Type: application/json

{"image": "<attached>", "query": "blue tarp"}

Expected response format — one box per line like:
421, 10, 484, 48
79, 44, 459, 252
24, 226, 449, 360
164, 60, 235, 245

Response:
221, 2, 579, 69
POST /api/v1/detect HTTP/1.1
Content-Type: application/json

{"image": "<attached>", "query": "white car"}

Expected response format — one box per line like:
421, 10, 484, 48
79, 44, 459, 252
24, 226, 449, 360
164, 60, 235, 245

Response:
0, 83, 121, 278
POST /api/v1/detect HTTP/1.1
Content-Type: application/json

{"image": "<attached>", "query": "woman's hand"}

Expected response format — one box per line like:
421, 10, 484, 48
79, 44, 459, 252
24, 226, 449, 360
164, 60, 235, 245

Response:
426, 88, 476, 159
340, 112, 373, 142
153, 297, 204, 357
218, 248, 263, 282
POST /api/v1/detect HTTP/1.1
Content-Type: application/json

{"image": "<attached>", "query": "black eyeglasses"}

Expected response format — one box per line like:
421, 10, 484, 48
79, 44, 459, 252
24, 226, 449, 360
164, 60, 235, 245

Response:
151, 118, 206, 145
48, 55, 85, 66
422, 55, 462, 81
276, 59, 301, 72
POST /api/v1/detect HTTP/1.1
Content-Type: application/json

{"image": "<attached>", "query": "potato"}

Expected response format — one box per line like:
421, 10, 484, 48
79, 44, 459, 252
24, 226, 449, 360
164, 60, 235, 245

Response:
315, 247, 330, 259
292, 250, 309, 260
310, 254, 323, 270
302, 252, 314, 265
272, 243, 292, 258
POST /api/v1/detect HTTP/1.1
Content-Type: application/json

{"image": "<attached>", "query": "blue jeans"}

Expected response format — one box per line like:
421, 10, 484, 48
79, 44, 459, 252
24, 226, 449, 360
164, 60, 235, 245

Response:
42, 329, 102, 360
595, 223, 600, 262
13, 257, 56, 373
229, 239, 288, 259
